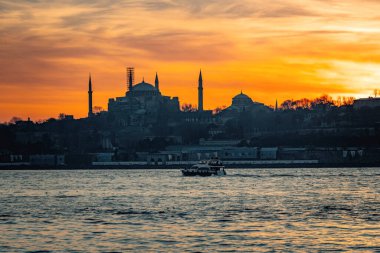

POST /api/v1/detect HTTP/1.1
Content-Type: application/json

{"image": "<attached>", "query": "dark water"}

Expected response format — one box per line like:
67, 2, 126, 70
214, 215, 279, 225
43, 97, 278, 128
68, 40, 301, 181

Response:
0, 168, 379, 252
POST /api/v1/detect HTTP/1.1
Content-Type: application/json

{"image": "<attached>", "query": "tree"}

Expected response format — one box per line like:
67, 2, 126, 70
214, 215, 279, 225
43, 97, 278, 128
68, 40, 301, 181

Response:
9, 117, 22, 124
312, 94, 333, 105
58, 113, 66, 120
281, 100, 293, 110
93, 106, 104, 114
181, 103, 196, 112
296, 98, 311, 109
334, 96, 354, 107
213, 105, 226, 115
342, 97, 354, 106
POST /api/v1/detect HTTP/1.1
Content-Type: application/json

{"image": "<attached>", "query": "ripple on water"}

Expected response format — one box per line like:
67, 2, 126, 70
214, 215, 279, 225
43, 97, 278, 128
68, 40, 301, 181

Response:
26, 251, 52, 253
0, 168, 378, 252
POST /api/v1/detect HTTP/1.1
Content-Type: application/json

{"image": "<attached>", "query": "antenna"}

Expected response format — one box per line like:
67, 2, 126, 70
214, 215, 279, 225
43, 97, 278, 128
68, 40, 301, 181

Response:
126, 67, 134, 92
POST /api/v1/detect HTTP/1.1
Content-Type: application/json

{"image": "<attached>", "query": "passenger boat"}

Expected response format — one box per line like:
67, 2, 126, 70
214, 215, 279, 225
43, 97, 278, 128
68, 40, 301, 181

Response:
181, 158, 226, 176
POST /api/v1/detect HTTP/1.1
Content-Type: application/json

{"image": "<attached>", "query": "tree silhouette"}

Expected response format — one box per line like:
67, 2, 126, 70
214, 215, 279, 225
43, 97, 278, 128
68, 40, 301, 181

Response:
9, 117, 22, 124
181, 103, 197, 112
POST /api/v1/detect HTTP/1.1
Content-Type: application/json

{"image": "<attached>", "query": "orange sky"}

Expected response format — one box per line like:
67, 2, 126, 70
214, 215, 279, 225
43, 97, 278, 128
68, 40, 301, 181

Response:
1, 0, 380, 122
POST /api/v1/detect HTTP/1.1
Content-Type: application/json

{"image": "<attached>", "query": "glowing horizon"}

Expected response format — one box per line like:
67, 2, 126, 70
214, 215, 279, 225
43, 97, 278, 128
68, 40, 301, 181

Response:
1, 0, 380, 122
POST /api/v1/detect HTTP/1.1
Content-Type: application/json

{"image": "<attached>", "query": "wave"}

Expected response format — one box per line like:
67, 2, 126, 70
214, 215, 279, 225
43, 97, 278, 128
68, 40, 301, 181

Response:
228, 174, 262, 178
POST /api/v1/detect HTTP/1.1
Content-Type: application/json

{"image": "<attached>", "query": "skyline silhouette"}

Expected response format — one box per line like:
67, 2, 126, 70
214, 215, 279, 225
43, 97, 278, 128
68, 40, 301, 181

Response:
1, 68, 377, 123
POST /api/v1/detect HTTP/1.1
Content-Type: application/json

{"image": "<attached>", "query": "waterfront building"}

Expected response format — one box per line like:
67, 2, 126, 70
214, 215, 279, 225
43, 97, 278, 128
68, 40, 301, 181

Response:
145, 145, 280, 164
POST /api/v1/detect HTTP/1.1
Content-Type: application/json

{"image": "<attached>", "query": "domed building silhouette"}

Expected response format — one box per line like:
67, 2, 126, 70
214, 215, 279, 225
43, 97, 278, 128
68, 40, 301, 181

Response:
130, 79, 161, 96
108, 73, 180, 127
231, 91, 254, 112
218, 91, 269, 122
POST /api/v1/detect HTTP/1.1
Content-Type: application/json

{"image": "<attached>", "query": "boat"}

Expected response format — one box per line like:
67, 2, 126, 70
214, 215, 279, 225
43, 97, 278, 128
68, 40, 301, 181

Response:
181, 158, 226, 176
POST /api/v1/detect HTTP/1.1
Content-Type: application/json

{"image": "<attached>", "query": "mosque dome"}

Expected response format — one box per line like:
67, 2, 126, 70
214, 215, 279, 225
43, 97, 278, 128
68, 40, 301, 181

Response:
133, 80, 157, 92
232, 91, 253, 107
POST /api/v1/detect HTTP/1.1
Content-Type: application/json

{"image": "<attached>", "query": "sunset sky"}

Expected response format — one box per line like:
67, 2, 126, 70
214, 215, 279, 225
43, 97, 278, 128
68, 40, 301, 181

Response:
1, 0, 380, 122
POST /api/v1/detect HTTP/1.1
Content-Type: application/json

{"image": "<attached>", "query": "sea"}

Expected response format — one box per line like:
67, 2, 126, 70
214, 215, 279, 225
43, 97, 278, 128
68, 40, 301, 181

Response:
0, 168, 379, 252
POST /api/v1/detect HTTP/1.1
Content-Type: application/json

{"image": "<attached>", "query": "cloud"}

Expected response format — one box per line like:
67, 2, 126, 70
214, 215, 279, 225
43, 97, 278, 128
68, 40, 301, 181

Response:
113, 31, 236, 62
1, 0, 380, 120
157, 0, 316, 19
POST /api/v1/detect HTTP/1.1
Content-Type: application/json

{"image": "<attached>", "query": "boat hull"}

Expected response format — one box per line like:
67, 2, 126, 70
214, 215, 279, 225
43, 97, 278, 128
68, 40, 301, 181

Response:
181, 158, 226, 177
181, 170, 200, 176
181, 168, 226, 177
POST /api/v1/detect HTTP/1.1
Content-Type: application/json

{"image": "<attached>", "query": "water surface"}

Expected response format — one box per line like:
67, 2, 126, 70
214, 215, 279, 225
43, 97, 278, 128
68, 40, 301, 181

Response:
0, 168, 379, 252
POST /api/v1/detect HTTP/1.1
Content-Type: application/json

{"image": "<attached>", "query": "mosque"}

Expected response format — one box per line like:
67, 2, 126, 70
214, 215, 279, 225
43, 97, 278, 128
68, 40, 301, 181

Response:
217, 91, 270, 123
107, 71, 180, 127
88, 68, 269, 127
227, 91, 266, 112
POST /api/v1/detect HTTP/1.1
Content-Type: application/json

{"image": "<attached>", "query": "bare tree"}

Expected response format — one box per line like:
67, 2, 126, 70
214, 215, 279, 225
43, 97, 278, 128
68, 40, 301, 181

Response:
342, 97, 354, 106
335, 96, 342, 107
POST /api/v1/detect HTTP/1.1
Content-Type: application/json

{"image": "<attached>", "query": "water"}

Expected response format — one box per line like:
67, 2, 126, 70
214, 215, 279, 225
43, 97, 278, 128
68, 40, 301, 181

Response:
0, 168, 379, 252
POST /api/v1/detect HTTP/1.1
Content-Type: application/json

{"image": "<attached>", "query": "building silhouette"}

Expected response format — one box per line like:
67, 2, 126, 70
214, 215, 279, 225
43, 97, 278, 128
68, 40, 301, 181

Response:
198, 70, 203, 111
88, 74, 93, 118
108, 71, 179, 127
353, 97, 380, 109
217, 91, 269, 122
155, 72, 159, 91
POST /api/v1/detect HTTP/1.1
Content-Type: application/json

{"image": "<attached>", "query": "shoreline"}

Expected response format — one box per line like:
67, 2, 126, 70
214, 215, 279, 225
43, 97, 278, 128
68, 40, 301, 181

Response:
1, 162, 380, 170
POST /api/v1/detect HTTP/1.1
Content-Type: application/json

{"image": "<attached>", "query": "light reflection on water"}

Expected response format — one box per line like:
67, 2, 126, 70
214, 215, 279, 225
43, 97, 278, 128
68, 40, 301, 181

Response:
0, 168, 379, 252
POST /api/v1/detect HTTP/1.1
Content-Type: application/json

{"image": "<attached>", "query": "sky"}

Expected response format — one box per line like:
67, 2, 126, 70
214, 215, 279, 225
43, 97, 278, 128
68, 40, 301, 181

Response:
1, 0, 380, 122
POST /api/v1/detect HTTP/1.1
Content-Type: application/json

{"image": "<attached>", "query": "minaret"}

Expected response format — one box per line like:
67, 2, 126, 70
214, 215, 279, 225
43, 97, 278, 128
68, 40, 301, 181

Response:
198, 69, 203, 111
88, 74, 93, 118
155, 72, 159, 91
275, 99, 278, 111
126, 67, 134, 93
